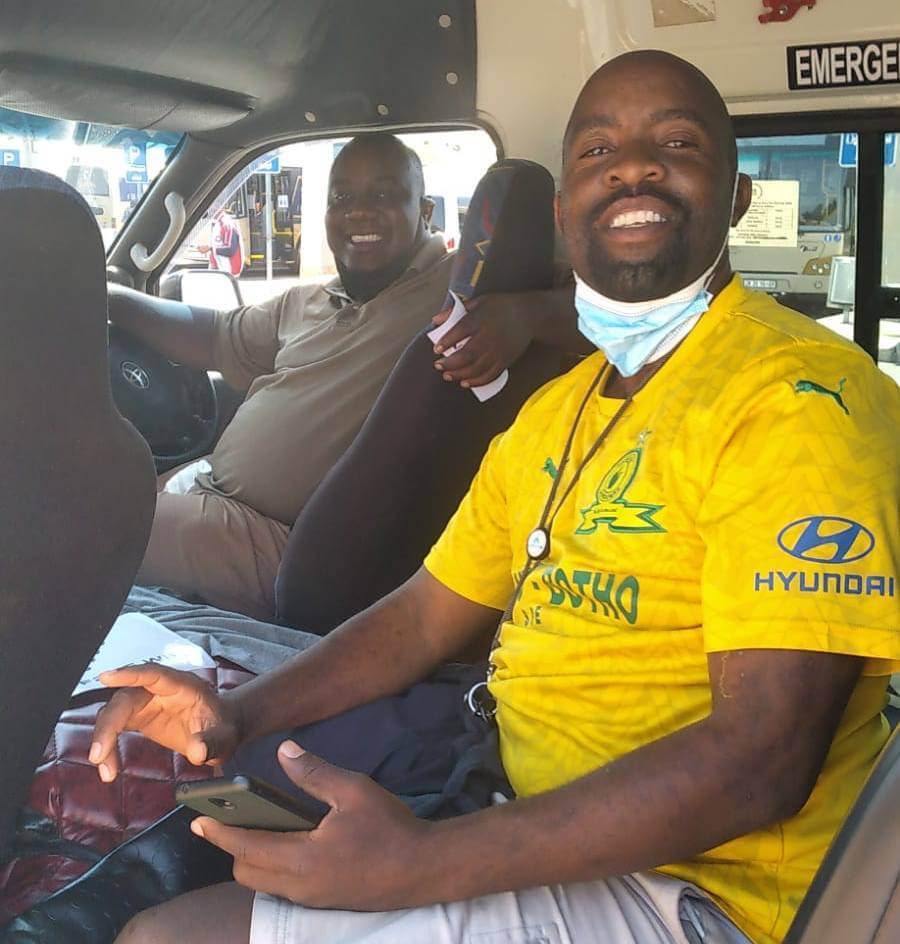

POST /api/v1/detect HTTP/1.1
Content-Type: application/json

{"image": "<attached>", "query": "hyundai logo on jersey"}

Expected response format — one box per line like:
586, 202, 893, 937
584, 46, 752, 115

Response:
777, 516, 875, 565
754, 515, 893, 599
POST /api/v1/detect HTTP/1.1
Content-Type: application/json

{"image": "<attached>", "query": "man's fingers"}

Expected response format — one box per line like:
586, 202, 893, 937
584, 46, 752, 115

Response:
435, 344, 479, 375
430, 302, 453, 327
91, 688, 152, 779
230, 858, 309, 902
192, 817, 308, 870
442, 353, 496, 384
460, 364, 504, 388
434, 319, 480, 355
186, 726, 234, 766
277, 740, 357, 809
92, 688, 152, 756
99, 664, 200, 697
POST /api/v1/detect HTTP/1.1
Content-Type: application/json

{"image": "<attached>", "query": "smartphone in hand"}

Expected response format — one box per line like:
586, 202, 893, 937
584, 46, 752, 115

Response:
176, 775, 327, 831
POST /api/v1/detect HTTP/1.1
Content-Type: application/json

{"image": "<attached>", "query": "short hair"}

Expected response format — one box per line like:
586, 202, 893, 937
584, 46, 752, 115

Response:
335, 132, 425, 200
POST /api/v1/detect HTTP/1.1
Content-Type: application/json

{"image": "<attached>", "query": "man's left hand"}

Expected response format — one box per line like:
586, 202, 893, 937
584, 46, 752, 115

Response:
191, 740, 432, 911
432, 294, 533, 388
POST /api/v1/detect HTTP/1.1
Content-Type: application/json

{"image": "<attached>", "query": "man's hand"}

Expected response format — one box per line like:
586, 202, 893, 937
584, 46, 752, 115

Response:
192, 740, 432, 911
90, 664, 242, 781
432, 294, 533, 388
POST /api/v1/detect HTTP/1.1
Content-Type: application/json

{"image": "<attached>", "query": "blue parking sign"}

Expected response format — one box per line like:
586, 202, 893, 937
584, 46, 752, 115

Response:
839, 133, 858, 168
252, 154, 280, 174
123, 140, 148, 183
0, 148, 20, 166
839, 132, 897, 167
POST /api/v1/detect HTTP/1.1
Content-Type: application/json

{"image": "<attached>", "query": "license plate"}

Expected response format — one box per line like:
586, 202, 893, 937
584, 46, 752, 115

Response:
744, 278, 777, 290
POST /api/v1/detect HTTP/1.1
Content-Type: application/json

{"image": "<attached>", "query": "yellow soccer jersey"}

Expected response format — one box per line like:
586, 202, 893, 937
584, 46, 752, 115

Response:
425, 276, 899, 944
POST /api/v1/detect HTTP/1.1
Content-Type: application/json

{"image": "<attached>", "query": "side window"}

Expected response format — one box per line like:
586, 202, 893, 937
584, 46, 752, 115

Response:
167, 129, 497, 307
730, 134, 857, 322
731, 129, 900, 383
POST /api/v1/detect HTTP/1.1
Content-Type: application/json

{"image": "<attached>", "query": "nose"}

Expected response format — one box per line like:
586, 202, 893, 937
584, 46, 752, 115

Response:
343, 194, 379, 217
604, 141, 665, 190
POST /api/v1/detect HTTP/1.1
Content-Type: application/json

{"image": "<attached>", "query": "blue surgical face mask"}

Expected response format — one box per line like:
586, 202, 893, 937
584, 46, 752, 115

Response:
574, 175, 739, 378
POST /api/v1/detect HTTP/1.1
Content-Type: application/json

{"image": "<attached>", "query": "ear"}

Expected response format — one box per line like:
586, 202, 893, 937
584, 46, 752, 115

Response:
554, 191, 564, 235
421, 196, 435, 225
731, 173, 753, 227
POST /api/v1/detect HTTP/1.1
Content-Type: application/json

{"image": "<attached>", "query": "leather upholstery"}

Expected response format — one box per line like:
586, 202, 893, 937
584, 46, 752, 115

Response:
1, 806, 233, 944
0, 662, 252, 924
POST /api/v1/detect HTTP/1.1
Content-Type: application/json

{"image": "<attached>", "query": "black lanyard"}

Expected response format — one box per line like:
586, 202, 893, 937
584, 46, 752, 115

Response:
466, 365, 633, 720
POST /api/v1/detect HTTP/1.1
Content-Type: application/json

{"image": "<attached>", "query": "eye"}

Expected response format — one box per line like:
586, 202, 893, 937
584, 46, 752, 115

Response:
661, 136, 697, 150
579, 143, 613, 159
329, 191, 351, 205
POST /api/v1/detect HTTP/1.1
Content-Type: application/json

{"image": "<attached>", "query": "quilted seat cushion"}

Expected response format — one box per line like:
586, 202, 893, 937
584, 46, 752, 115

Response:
0, 661, 252, 923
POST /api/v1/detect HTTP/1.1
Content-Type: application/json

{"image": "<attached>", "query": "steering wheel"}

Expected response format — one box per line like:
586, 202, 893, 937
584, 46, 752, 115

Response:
108, 323, 218, 473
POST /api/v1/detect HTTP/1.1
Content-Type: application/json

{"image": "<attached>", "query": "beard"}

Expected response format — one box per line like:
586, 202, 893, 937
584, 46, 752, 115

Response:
336, 234, 424, 303
581, 222, 691, 302
573, 183, 695, 302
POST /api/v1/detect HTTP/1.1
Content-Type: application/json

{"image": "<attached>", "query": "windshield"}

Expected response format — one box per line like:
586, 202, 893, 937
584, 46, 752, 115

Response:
0, 106, 182, 248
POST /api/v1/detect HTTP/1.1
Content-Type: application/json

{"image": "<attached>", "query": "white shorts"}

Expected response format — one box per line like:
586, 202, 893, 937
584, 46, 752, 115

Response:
249, 870, 751, 944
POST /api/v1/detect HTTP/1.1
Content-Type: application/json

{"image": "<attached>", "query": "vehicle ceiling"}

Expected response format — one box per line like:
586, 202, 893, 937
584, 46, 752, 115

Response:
0, 0, 477, 145
3, 1, 899, 176
4, 0, 899, 286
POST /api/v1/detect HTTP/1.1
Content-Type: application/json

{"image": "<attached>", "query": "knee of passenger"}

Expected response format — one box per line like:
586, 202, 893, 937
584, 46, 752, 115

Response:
115, 905, 171, 944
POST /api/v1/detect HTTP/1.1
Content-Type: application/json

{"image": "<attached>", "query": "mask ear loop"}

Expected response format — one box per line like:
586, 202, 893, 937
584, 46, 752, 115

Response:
701, 172, 742, 292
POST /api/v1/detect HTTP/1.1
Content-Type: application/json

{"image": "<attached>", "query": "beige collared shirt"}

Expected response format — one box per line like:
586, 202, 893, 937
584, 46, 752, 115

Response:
199, 235, 452, 524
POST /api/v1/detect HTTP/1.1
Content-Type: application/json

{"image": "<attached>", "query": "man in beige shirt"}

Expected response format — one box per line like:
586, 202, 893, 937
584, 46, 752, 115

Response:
112, 133, 578, 620
111, 134, 454, 619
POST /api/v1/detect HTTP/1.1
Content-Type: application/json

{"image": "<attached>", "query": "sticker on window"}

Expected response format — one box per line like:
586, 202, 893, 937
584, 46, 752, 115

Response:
730, 180, 800, 248
652, 0, 716, 29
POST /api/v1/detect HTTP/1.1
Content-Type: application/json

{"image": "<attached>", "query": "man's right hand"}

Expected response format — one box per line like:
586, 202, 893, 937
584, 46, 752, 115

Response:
89, 664, 242, 782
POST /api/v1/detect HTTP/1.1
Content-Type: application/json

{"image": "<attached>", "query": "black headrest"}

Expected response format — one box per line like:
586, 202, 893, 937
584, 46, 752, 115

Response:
0, 167, 156, 849
0, 167, 109, 402
0, 164, 92, 201
448, 158, 556, 301
275, 159, 563, 633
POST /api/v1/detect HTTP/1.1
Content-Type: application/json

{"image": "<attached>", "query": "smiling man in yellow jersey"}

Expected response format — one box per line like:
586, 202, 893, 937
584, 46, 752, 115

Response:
102, 51, 898, 944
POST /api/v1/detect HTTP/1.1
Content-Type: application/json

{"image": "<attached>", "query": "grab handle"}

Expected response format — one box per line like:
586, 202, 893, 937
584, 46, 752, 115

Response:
129, 192, 186, 272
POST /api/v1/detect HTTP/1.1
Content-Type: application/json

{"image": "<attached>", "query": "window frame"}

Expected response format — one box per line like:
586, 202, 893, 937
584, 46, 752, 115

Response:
149, 121, 502, 292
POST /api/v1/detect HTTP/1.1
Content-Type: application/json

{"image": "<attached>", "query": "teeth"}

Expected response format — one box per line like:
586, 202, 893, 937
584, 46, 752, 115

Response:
610, 210, 667, 229
350, 234, 382, 243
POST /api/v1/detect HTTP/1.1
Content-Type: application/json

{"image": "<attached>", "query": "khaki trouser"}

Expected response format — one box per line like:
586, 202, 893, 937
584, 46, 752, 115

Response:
138, 476, 290, 621
249, 871, 751, 944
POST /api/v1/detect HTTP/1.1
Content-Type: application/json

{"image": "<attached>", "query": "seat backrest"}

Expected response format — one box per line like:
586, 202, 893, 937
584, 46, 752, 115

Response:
276, 159, 564, 633
0, 167, 156, 850
784, 726, 900, 944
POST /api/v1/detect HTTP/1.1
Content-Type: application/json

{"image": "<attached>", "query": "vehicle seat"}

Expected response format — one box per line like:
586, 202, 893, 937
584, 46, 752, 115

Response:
275, 159, 565, 633
784, 725, 899, 944
0, 167, 157, 850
